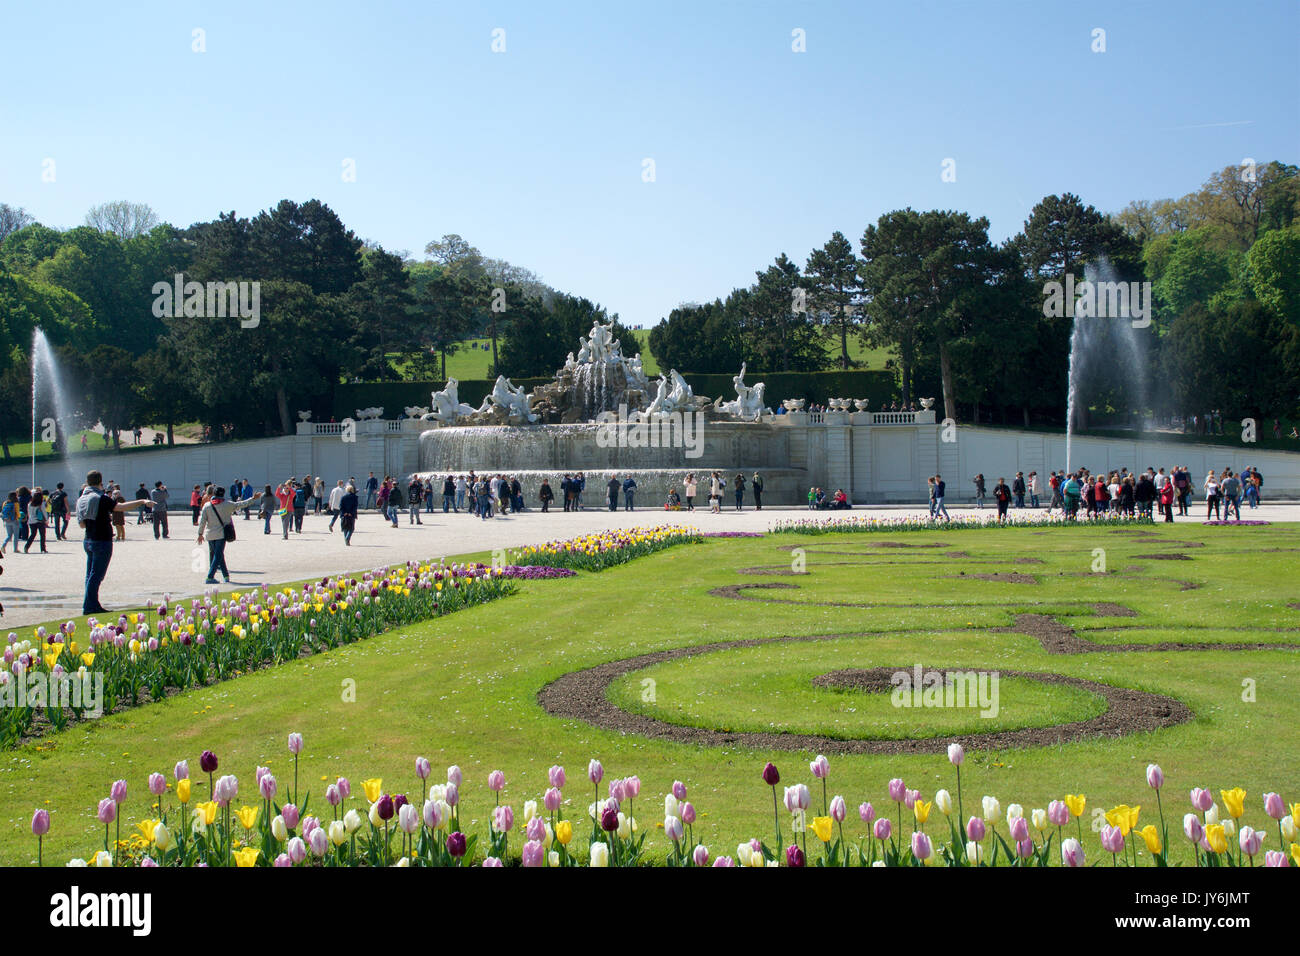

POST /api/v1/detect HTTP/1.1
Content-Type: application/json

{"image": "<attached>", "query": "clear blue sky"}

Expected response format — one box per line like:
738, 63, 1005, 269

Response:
3, 0, 1297, 327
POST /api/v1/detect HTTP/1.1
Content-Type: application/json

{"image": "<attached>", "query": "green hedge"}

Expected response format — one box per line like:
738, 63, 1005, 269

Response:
331, 369, 898, 419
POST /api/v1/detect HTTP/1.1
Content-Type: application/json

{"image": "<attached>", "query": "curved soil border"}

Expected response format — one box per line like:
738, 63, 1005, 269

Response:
536, 638, 1193, 755
998, 613, 1300, 655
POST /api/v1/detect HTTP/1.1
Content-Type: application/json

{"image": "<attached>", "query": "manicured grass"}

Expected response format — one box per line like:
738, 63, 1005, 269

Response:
2, 523, 1296, 865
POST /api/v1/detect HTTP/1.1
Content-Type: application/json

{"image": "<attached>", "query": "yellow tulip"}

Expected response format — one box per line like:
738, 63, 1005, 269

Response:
913, 800, 932, 825
1291, 844, 1300, 867
1105, 804, 1140, 837
811, 816, 833, 842
1138, 824, 1162, 855
235, 805, 260, 830
232, 847, 260, 868
362, 778, 383, 803
1205, 824, 1228, 855
81, 652, 95, 666
1220, 788, 1246, 820
196, 800, 218, 825
177, 779, 191, 804
136, 819, 159, 843
556, 820, 573, 846
1290, 803, 1299, 827
1064, 794, 1086, 818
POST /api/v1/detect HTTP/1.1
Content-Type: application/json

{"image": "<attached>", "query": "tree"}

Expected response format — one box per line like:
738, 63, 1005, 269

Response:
1148, 226, 1247, 322
135, 342, 202, 445
409, 265, 478, 379
84, 201, 159, 239
804, 231, 861, 369
347, 246, 415, 379
648, 297, 745, 373
1014, 193, 1138, 284
742, 254, 825, 373
0, 204, 34, 242
499, 292, 628, 377
1247, 224, 1300, 326
80, 345, 141, 449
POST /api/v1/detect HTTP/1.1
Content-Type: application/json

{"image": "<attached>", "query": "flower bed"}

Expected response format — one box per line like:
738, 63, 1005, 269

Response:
772, 513, 1157, 535
495, 565, 578, 579
0, 562, 515, 750
31, 738, 1297, 868
511, 526, 704, 572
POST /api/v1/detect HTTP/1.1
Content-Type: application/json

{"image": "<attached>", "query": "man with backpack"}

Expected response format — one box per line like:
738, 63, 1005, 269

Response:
47, 483, 70, 540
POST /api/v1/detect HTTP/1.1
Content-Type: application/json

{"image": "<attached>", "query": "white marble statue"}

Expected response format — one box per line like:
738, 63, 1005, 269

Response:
354, 406, 384, 420
423, 379, 478, 424
713, 362, 771, 421
479, 374, 538, 424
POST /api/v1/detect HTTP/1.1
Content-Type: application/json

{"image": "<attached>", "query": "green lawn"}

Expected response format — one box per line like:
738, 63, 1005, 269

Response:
3, 523, 1296, 865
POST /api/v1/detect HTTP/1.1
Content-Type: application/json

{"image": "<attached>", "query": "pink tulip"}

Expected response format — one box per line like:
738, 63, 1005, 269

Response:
482, 857, 504, 867
608, 779, 627, 802
549, 765, 566, 789
1061, 837, 1085, 867
273, 853, 291, 867
967, 817, 986, 842
97, 798, 116, 824
1184, 813, 1204, 844
1016, 837, 1034, 858
665, 815, 684, 842
148, 773, 166, 797
488, 770, 505, 792
692, 845, 709, 866
830, 795, 847, 823
325, 785, 340, 807
493, 805, 515, 833
672, 781, 688, 801
1239, 826, 1262, 857
888, 778, 906, 802
31, 809, 50, 836
259, 773, 277, 801
521, 840, 545, 867
1264, 792, 1285, 821
398, 803, 419, 834
904, 788, 919, 810
544, 787, 562, 812
281, 804, 300, 830
713, 856, 735, 867
1009, 816, 1029, 842
948, 743, 965, 766
445, 783, 459, 807
287, 837, 307, 864
1146, 764, 1164, 790
308, 827, 328, 857
859, 802, 876, 824
173, 760, 189, 781
287, 732, 303, 755
1264, 851, 1288, 867
1100, 824, 1125, 854
681, 802, 696, 825
336, 777, 351, 801
446, 765, 462, 787
874, 818, 892, 841
1190, 787, 1213, 812
110, 779, 127, 804
588, 759, 603, 785
911, 831, 932, 861
423, 799, 442, 829
624, 776, 641, 799
526, 815, 546, 842
810, 755, 829, 779
415, 757, 430, 780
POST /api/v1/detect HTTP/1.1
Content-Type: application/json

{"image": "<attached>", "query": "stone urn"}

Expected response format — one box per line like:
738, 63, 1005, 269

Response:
853, 399, 870, 412
919, 397, 935, 410
297, 410, 312, 422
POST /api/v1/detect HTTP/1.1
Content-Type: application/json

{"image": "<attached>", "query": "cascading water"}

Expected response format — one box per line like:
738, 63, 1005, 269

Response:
31, 328, 76, 486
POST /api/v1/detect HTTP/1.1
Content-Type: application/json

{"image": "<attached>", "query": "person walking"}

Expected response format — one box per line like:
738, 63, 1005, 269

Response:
992, 477, 1011, 523
16, 486, 29, 544
76, 470, 153, 614
364, 472, 379, 511
933, 475, 950, 520
1, 492, 20, 557
1204, 470, 1221, 520
1012, 472, 1026, 509
623, 475, 637, 511
198, 485, 261, 584
258, 484, 275, 534
476, 477, 492, 520
134, 482, 150, 524
539, 478, 554, 512
48, 483, 70, 540
684, 474, 697, 512
338, 483, 359, 545
190, 485, 202, 525
607, 474, 620, 511
23, 488, 49, 553
709, 472, 723, 514
407, 476, 424, 524
442, 475, 456, 513
972, 474, 985, 509
387, 480, 403, 527
149, 481, 170, 539
733, 473, 746, 511
1028, 471, 1040, 508
1221, 470, 1241, 521
752, 472, 764, 510
327, 480, 345, 531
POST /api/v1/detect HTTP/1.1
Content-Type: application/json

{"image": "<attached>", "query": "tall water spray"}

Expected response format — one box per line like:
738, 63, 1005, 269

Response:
30, 328, 76, 486
1063, 256, 1148, 475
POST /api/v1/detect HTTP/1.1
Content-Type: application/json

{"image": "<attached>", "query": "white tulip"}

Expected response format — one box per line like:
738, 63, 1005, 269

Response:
94, 850, 112, 867
524, 800, 539, 822
153, 821, 172, 852
67, 858, 88, 867
965, 840, 984, 864
1205, 804, 1220, 825
935, 789, 953, 815
982, 795, 1000, 822
1031, 808, 1048, 832
329, 820, 347, 846
1006, 803, 1024, 828
344, 808, 363, 833
590, 842, 609, 867
665, 794, 681, 819
271, 815, 288, 842
548, 850, 560, 868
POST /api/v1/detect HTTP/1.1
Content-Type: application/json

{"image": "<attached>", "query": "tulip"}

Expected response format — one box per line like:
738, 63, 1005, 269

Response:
493, 804, 515, 833
1100, 824, 1125, 858
362, 778, 383, 803
1263, 792, 1284, 820
287, 836, 307, 864
1263, 851, 1287, 867
810, 755, 829, 779
873, 818, 891, 841
148, 773, 166, 797
153, 821, 172, 852
199, 750, 218, 774
934, 790, 952, 816
1048, 800, 1069, 827
274, 854, 291, 868
336, 777, 351, 801
524, 799, 539, 822
259, 773, 277, 801
1061, 837, 1085, 867
32, 808, 51, 836
281, 803, 300, 830
712, 856, 734, 867
174, 760, 189, 781
624, 776, 641, 799
966, 816, 986, 842
549, 765, 566, 789
325, 784, 340, 807
914, 799, 933, 826
784, 783, 810, 814
1204, 824, 1228, 855
308, 827, 328, 857
590, 842, 609, 867
1205, 804, 1220, 825
544, 787, 562, 813
904, 788, 919, 810
1190, 787, 1213, 812
601, 806, 619, 832
830, 795, 847, 823
1239, 826, 1262, 860
482, 857, 503, 868
343, 809, 363, 833
415, 757, 431, 780
1184, 813, 1204, 844
889, 778, 906, 802
487, 770, 505, 792
272, 815, 288, 842
693, 844, 709, 866
588, 759, 604, 785
94, 851, 112, 868
1282, 817, 1297, 844
287, 732, 303, 755
859, 802, 875, 824
521, 840, 545, 867
110, 779, 127, 804
965, 840, 985, 864
911, 831, 932, 861
810, 816, 833, 842
665, 815, 684, 842
786, 844, 805, 867
1138, 824, 1162, 856
1031, 808, 1048, 832
422, 799, 443, 830
556, 820, 573, 845
682, 802, 697, 825
447, 765, 462, 787
446, 831, 467, 857
672, 780, 687, 801
982, 795, 1000, 822
1105, 804, 1140, 837
948, 743, 965, 766
97, 798, 116, 824
1220, 787, 1246, 820
1009, 816, 1029, 843
1145, 764, 1164, 790
399, 803, 419, 835
376, 795, 394, 821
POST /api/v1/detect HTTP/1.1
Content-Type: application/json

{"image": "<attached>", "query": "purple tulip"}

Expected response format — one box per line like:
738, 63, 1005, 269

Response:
692, 845, 709, 866
681, 802, 696, 825
1184, 813, 1204, 844
672, 781, 688, 801
493, 805, 515, 833
1009, 816, 1029, 842
810, 755, 829, 780
393, 793, 409, 813
588, 759, 604, 785
888, 778, 906, 802
549, 765, 566, 789
830, 795, 847, 823
761, 762, 780, 786
600, 806, 619, 832
713, 856, 735, 867
859, 802, 876, 824
174, 760, 189, 781
199, 750, 218, 774
608, 779, 627, 803
97, 798, 116, 824
148, 773, 166, 797
281, 804, 300, 830
287, 732, 303, 756
967, 817, 986, 842
445, 783, 459, 807
488, 770, 505, 792
259, 773, 277, 801
1100, 824, 1125, 854
911, 831, 932, 861
482, 856, 504, 867
521, 840, 545, 867
446, 831, 467, 857
1190, 787, 1213, 812
325, 785, 340, 807
526, 815, 546, 842
873, 818, 892, 841
1016, 837, 1034, 858
110, 779, 128, 804
544, 787, 562, 813
287, 836, 307, 864
1146, 763, 1164, 790
31, 809, 50, 836
1264, 792, 1285, 821
446, 765, 463, 787
786, 844, 805, 867
376, 795, 394, 821
336, 777, 351, 801
415, 757, 431, 780
1048, 800, 1069, 827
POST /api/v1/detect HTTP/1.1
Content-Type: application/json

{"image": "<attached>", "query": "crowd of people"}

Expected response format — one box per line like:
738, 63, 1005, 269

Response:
962, 464, 1266, 523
